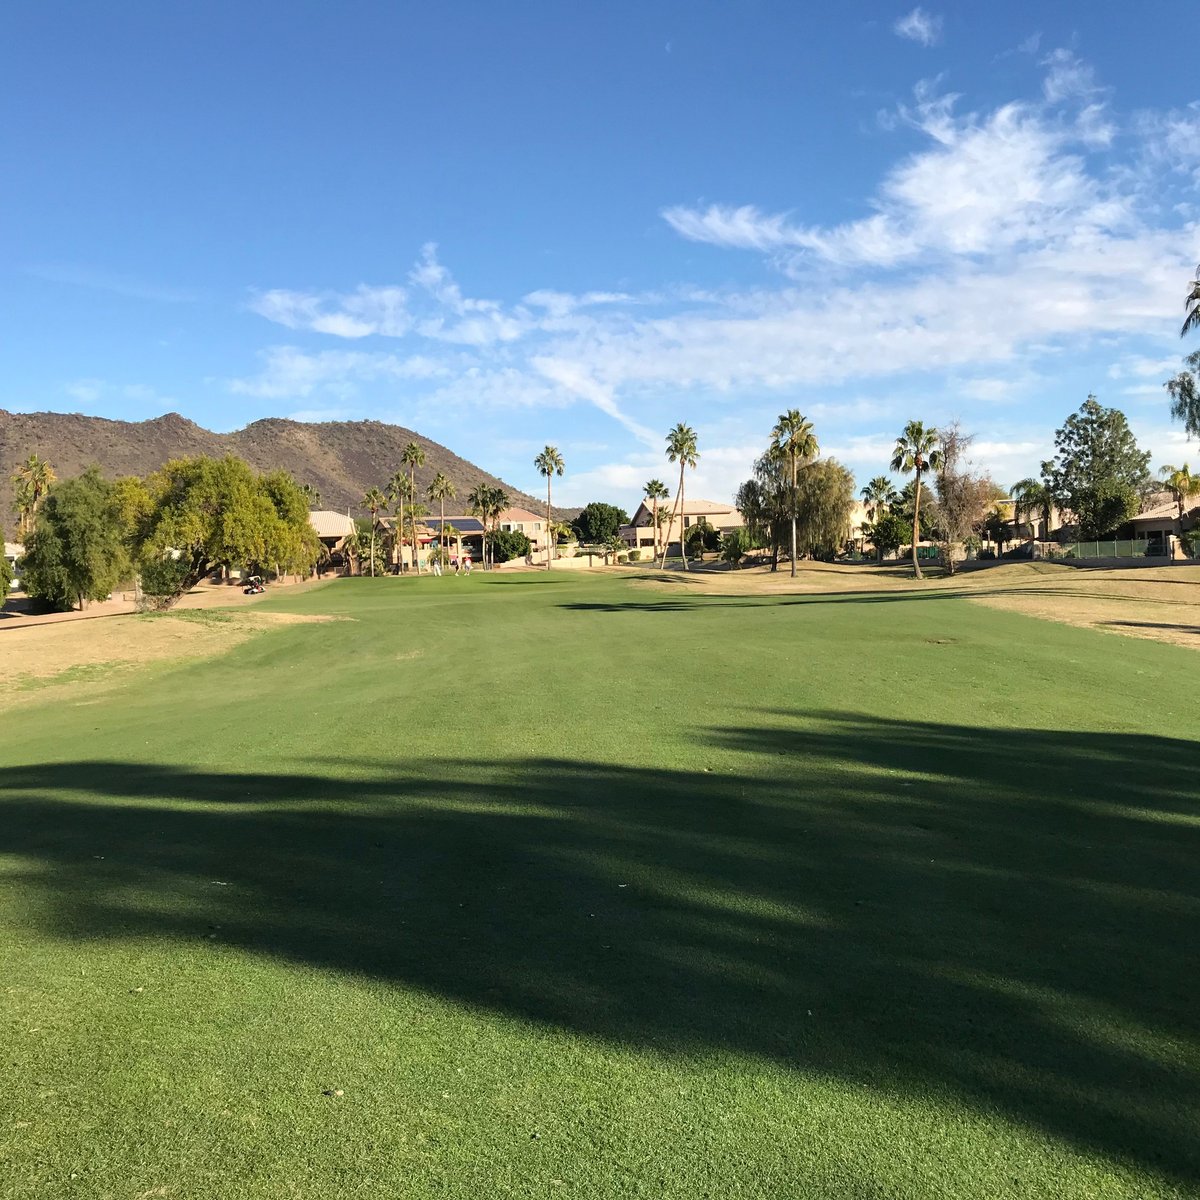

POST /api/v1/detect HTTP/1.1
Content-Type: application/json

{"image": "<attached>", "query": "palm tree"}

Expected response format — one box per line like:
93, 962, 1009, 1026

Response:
12, 453, 56, 537
427, 472, 457, 555
1011, 477, 1054, 551
467, 484, 508, 568
1183, 265, 1200, 338
661, 424, 700, 570
388, 471, 412, 572
890, 422, 943, 579
361, 488, 387, 577
1160, 464, 1200, 522
405, 502, 430, 571
860, 476, 898, 522
401, 441, 426, 574
643, 479, 670, 560
770, 410, 819, 578
860, 476, 898, 562
534, 446, 565, 571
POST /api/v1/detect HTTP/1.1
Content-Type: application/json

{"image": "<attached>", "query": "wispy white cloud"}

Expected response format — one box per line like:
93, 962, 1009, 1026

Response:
249, 285, 411, 338
230, 347, 448, 398
1040, 48, 1099, 105
230, 59, 1197, 494
893, 8, 943, 47
664, 79, 1134, 272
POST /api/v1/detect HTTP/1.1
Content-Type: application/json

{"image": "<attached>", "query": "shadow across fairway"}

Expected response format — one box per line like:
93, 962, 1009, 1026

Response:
2, 713, 1199, 1189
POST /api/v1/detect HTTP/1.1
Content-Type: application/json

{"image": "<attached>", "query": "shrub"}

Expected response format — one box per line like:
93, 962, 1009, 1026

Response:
627, 549, 641, 561
491, 528, 532, 563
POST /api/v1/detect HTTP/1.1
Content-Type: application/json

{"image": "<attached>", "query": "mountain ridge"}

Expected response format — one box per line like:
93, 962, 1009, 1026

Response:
0, 410, 558, 535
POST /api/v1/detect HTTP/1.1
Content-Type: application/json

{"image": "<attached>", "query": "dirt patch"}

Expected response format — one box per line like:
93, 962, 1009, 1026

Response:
0, 609, 336, 710
634, 561, 1200, 651
966, 566, 1200, 651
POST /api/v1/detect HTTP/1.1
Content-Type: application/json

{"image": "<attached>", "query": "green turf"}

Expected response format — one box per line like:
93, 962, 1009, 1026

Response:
1, 571, 1198, 1198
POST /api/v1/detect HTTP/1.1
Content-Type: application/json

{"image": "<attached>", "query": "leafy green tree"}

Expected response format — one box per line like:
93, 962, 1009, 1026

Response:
21, 467, 131, 611
770, 409, 819, 578
794, 458, 855, 559
571, 501, 629, 545
1166, 351, 1200, 440
401, 441, 426, 574
138, 456, 319, 607
863, 511, 907, 560
490, 528, 531, 563
427, 472, 457, 555
662, 424, 699, 570
735, 452, 789, 569
642, 479, 670, 559
1041, 396, 1151, 539
11, 453, 56, 538
0, 541, 12, 595
1160, 464, 1200, 521
534, 446, 565, 570
890, 422, 943, 579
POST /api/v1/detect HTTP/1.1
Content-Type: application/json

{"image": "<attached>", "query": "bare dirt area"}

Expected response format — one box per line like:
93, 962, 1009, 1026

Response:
0, 588, 341, 711
634, 560, 1200, 651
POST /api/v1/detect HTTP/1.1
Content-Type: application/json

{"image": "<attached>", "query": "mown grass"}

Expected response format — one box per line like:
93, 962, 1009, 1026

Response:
1, 571, 1198, 1198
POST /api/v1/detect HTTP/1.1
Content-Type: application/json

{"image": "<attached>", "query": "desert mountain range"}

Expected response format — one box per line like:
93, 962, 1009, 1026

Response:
0, 410, 557, 534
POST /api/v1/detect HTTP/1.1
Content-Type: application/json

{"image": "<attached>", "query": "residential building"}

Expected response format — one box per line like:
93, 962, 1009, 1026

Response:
620, 498, 744, 554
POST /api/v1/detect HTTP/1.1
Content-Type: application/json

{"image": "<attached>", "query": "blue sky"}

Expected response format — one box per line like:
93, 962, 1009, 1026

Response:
3, 1, 1198, 507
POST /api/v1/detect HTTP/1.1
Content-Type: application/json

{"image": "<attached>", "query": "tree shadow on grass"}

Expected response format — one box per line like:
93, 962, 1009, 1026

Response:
2, 713, 1199, 1188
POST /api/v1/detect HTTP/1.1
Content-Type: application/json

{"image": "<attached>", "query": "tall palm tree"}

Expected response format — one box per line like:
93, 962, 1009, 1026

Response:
427, 472, 456, 554
401, 441, 426, 574
388, 470, 412, 572
890, 422, 943, 579
770, 410, 819, 578
860, 476, 898, 522
405, 502, 429, 571
1011, 477, 1054, 550
467, 484, 508, 568
11, 453, 56, 537
534, 446, 565, 571
860, 476, 898, 561
361, 487, 387, 577
1160, 464, 1200, 522
643, 479, 670, 560
661, 424, 700, 571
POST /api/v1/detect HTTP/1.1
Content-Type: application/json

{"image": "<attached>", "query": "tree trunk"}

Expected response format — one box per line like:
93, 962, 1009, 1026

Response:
680, 469, 689, 571
370, 523, 376, 576
789, 457, 798, 579
546, 481, 552, 571
651, 498, 658, 560
398, 496, 405, 573
912, 472, 923, 580
410, 469, 422, 575
660, 481, 682, 570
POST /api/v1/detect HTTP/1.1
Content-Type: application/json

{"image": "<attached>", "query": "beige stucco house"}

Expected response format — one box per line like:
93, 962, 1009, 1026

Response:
620, 498, 744, 555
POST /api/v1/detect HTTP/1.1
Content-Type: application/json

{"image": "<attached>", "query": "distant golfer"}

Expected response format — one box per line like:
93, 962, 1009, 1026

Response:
463, 554, 473, 575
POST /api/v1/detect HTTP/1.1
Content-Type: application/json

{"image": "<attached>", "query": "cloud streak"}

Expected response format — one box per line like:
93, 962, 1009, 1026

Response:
893, 8, 943, 48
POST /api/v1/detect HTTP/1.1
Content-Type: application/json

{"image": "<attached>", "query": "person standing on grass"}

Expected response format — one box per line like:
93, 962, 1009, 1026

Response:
451, 555, 459, 574
463, 554, 473, 575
